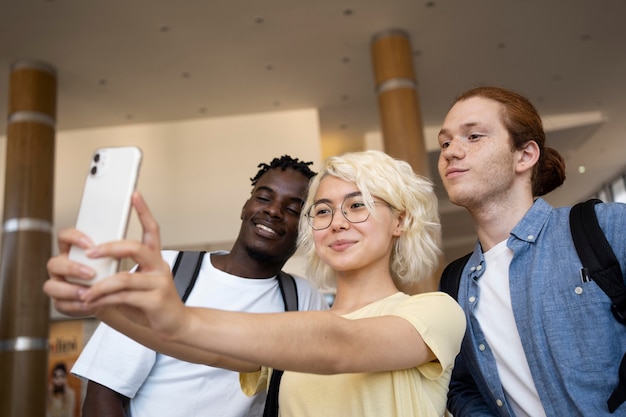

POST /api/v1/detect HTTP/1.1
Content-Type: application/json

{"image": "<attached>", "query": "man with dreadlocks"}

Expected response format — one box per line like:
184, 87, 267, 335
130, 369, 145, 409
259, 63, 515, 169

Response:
71, 155, 328, 417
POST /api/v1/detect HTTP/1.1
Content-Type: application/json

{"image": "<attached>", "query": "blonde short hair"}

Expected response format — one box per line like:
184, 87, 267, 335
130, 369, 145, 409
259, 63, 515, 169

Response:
298, 150, 441, 291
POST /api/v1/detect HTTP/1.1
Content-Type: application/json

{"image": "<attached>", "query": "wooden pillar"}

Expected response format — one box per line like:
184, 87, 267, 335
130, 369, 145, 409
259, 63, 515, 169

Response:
0, 60, 56, 417
371, 29, 440, 293
370, 28, 429, 176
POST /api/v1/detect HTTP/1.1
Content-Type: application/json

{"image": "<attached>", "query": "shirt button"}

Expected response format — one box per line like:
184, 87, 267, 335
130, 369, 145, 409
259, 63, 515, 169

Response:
479, 344, 486, 351
469, 296, 476, 303
496, 399, 504, 407
476, 264, 483, 271
527, 235, 534, 240
470, 266, 476, 272
575, 286, 583, 295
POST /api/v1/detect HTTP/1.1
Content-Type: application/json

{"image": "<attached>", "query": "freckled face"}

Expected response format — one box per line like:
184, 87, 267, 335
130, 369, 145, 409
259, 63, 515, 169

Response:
311, 176, 400, 275
437, 97, 517, 209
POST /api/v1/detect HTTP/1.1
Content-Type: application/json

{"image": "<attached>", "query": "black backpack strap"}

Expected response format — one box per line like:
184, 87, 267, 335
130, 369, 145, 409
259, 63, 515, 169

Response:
569, 199, 626, 413
439, 252, 472, 300
263, 271, 299, 417
569, 199, 626, 323
263, 369, 284, 417
276, 271, 299, 312
171, 251, 206, 303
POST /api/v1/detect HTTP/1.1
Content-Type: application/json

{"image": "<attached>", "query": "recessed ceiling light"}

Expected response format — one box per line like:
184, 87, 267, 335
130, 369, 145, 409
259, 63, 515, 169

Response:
578, 165, 586, 174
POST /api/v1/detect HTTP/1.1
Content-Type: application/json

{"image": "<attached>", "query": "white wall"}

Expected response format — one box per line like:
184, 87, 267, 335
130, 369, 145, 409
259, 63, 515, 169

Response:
0, 108, 322, 276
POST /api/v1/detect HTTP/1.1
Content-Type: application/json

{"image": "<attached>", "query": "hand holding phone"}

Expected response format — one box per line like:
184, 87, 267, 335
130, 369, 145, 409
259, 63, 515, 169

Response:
67, 146, 142, 285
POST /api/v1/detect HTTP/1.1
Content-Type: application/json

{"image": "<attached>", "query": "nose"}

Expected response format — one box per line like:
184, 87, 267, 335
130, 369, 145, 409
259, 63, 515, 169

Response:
440, 138, 464, 161
264, 201, 284, 219
330, 208, 349, 231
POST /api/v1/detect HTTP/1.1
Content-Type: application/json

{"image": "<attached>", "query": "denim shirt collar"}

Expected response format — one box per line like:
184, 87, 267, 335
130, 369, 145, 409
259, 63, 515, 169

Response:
509, 197, 552, 245
466, 198, 553, 279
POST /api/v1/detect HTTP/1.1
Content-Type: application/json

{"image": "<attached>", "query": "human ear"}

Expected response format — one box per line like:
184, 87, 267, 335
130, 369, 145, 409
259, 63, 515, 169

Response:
516, 140, 540, 173
392, 212, 406, 236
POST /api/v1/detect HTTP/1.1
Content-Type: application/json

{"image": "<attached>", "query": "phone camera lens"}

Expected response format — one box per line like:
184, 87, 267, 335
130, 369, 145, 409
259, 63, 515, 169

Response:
93, 153, 100, 163
90, 166, 98, 175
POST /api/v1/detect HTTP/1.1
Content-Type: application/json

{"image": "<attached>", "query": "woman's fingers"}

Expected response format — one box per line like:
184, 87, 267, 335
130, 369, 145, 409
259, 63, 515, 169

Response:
42, 279, 94, 317
133, 192, 162, 251
56, 227, 94, 254
47, 252, 96, 282
83, 269, 185, 338
83, 268, 170, 304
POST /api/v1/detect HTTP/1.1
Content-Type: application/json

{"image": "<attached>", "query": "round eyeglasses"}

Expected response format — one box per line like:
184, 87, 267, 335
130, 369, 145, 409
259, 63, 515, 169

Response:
305, 195, 390, 230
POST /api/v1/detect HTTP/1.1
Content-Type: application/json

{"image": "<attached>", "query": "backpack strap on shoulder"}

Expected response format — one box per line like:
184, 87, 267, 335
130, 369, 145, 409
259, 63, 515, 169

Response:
263, 271, 299, 417
569, 199, 626, 413
569, 199, 626, 323
171, 251, 206, 303
276, 271, 299, 312
439, 252, 472, 300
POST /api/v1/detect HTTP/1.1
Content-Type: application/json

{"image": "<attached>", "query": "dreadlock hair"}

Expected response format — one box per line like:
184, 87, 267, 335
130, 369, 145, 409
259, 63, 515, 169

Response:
250, 155, 316, 185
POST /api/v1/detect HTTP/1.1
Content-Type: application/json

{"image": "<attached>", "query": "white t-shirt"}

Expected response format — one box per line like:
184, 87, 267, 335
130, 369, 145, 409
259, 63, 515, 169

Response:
72, 250, 329, 417
475, 240, 546, 417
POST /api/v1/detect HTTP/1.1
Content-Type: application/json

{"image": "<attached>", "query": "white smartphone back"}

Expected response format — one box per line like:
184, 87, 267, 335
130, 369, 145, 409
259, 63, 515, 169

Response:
67, 146, 142, 285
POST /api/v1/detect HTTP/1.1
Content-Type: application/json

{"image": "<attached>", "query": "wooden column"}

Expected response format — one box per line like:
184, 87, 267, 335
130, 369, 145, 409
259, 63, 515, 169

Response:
0, 60, 56, 417
370, 28, 429, 176
371, 29, 440, 293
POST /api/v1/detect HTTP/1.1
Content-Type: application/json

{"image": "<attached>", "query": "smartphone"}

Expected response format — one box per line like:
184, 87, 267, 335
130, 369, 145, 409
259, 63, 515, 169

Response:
67, 146, 143, 285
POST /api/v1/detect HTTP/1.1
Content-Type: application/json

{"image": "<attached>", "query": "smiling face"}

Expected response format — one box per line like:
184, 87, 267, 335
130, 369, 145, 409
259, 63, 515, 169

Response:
238, 167, 310, 264
310, 175, 401, 277
437, 96, 519, 210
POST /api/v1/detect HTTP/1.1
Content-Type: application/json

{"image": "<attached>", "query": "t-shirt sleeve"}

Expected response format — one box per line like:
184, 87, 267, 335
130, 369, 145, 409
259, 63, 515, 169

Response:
240, 367, 270, 397
391, 292, 466, 379
71, 322, 157, 398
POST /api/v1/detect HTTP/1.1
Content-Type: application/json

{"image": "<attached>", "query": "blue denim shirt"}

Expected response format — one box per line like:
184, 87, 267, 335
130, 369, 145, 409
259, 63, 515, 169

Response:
447, 198, 626, 417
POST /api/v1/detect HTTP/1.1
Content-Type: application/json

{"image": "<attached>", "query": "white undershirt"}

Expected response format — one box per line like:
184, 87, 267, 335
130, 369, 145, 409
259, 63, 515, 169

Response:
475, 240, 546, 417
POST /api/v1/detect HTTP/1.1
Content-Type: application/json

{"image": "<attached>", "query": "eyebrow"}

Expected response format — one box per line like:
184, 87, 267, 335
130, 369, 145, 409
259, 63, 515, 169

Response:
313, 190, 362, 205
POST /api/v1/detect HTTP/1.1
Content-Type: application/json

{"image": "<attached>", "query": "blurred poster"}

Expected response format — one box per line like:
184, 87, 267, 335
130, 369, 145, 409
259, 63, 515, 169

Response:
47, 320, 84, 417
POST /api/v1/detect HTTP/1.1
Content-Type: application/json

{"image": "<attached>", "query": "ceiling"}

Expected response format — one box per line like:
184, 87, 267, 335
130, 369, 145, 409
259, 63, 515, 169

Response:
1, 0, 625, 262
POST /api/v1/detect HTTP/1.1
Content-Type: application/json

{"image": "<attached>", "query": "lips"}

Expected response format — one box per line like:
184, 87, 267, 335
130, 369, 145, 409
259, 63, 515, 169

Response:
256, 222, 279, 236
329, 239, 355, 251
445, 166, 468, 179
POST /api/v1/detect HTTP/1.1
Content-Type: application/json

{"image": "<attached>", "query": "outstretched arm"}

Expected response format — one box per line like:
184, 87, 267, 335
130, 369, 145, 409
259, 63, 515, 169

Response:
52, 192, 451, 375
